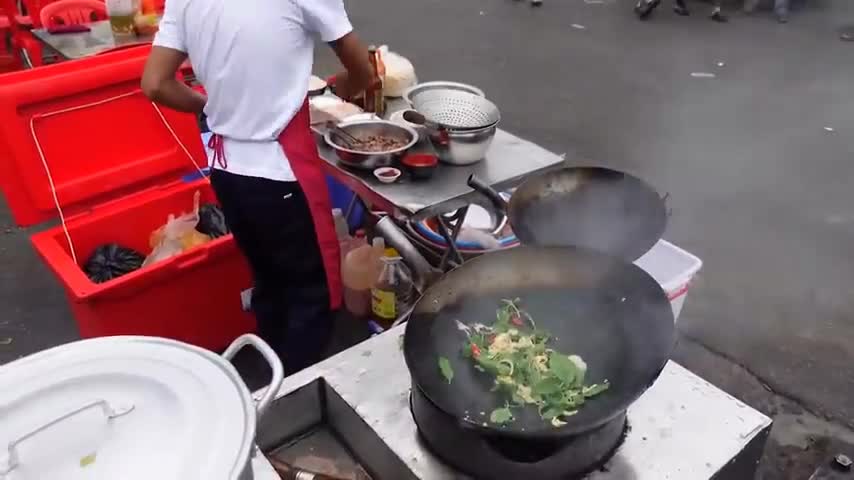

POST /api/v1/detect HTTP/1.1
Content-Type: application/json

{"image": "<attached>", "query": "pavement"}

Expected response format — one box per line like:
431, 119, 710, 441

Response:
2, 0, 854, 477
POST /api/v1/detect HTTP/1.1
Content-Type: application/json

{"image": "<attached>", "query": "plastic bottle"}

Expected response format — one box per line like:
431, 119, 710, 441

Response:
332, 208, 349, 241
371, 248, 414, 329
342, 237, 384, 318
340, 229, 366, 266
364, 46, 386, 117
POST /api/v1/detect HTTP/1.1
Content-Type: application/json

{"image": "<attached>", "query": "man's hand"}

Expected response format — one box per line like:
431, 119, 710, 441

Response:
142, 46, 206, 114
328, 32, 374, 101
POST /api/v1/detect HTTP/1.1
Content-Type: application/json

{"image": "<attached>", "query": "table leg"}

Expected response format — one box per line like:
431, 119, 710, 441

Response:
436, 206, 469, 270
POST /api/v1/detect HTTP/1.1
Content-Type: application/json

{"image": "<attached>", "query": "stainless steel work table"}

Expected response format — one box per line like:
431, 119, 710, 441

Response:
316, 119, 566, 269
316, 126, 565, 223
262, 326, 772, 479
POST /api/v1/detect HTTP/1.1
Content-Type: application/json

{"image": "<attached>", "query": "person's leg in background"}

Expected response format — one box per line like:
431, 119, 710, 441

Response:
775, 0, 790, 23
211, 170, 333, 375
710, 0, 728, 22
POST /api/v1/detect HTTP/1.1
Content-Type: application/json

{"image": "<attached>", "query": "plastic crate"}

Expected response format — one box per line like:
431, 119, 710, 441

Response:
0, 46, 255, 350
634, 240, 703, 322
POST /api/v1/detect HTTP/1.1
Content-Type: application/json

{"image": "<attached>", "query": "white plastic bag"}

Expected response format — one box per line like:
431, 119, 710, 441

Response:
379, 45, 417, 98
143, 191, 209, 267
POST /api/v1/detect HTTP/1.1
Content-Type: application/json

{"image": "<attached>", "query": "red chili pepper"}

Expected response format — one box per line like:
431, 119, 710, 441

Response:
510, 315, 524, 327
470, 343, 482, 358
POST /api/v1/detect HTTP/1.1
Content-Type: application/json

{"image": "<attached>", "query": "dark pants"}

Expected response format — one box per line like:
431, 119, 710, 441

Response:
211, 169, 332, 375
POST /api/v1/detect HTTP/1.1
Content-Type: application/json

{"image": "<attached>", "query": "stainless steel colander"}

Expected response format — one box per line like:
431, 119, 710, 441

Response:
411, 90, 501, 130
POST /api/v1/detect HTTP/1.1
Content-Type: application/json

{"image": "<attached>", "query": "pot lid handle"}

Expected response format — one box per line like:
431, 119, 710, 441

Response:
0, 399, 135, 475
223, 334, 284, 422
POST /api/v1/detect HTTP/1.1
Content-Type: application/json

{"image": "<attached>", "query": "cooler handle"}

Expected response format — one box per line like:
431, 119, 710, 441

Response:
0, 399, 135, 474
222, 334, 284, 422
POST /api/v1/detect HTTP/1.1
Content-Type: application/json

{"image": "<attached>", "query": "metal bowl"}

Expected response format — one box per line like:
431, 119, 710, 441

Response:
323, 120, 419, 170
428, 123, 497, 166
403, 81, 485, 106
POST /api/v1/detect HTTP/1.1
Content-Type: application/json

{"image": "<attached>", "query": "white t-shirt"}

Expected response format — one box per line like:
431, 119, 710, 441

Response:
153, 0, 353, 182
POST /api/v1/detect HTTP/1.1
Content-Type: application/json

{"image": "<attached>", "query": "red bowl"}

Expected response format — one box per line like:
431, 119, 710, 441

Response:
402, 154, 439, 180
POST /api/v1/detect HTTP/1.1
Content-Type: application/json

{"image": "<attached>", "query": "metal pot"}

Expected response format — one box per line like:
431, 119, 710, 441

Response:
323, 120, 418, 170
429, 123, 497, 166
0, 334, 284, 480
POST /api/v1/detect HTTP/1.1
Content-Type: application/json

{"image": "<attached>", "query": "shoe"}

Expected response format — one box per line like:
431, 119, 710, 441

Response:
635, 0, 661, 19
531, 0, 543, 6
776, 10, 789, 23
710, 9, 728, 22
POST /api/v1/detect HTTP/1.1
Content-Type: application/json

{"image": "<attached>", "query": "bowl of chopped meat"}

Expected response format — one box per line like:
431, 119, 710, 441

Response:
323, 120, 419, 170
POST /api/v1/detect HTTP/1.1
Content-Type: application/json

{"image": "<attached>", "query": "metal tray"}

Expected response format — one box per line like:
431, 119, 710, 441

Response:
256, 378, 416, 480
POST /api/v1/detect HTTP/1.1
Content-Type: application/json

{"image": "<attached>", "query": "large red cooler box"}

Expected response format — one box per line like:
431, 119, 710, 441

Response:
0, 47, 256, 350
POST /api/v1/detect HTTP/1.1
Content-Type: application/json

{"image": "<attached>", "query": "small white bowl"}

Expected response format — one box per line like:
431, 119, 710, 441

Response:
374, 167, 402, 184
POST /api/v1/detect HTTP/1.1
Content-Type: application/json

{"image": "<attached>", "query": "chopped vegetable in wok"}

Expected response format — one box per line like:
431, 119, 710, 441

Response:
456, 299, 609, 427
438, 356, 454, 384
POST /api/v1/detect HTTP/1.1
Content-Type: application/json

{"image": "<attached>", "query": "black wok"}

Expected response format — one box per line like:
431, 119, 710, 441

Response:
469, 166, 668, 261
403, 246, 675, 440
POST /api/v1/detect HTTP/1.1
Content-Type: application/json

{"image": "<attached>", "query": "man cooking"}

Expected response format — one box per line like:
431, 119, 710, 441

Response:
141, 0, 375, 374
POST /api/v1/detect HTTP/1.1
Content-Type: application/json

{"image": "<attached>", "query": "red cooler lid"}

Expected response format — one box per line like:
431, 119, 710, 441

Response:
0, 46, 208, 226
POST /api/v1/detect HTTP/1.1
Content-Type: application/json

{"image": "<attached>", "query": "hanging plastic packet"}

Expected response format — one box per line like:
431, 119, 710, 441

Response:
143, 191, 211, 267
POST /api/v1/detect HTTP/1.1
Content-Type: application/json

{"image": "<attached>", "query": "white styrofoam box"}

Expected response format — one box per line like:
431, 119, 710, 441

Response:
634, 240, 703, 322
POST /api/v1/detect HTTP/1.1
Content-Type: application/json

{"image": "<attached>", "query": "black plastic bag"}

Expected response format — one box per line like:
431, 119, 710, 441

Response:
196, 203, 229, 239
84, 243, 145, 284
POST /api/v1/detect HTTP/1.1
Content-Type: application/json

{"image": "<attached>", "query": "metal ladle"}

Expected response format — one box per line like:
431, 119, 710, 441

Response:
402, 110, 449, 133
402, 110, 451, 146
325, 121, 362, 149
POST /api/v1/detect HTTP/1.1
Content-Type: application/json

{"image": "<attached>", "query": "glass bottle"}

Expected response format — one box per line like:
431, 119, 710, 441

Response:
371, 248, 414, 329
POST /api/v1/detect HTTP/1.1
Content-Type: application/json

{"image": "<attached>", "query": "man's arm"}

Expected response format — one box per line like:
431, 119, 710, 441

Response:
328, 32, 374, 100
141, 47, 206, 114
299, 1, 373, 100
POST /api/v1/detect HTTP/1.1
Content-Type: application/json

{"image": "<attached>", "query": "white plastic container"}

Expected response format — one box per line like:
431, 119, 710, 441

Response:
634, 240, 703, 322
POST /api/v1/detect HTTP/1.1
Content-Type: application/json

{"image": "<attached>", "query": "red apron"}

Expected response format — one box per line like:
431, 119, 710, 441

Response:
276, 99, 343, 310
208, 99, 343, 310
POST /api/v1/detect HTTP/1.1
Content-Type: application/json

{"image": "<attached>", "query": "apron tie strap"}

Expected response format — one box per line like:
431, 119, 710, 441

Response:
207, 133, 227, 169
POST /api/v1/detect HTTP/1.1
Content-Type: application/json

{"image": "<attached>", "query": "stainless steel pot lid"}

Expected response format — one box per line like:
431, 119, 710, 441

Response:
0, 335, 281, 480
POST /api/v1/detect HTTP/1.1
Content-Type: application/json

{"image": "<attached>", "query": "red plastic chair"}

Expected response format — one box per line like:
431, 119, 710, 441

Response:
39, 0, 105, 27
0, 3, 17, 72
0, 0, 41, 67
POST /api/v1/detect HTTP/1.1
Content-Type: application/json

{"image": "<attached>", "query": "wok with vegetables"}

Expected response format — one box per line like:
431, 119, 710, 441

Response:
438, 299, 611, 428
403, 246, 675, 440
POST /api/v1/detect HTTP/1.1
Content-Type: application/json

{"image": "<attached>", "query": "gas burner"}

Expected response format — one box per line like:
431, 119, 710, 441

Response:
410, 387, 629, 479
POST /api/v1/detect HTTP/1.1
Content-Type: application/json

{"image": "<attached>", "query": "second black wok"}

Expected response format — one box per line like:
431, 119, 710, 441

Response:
469, 166, 668, 261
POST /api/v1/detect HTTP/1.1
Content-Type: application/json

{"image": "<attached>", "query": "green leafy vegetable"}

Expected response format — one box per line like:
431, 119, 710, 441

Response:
453, 299, 610, 427
583, 381, 610, 398
549, 352, 580, 387
489, 407, 514, 424
438, 356, 454, 384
